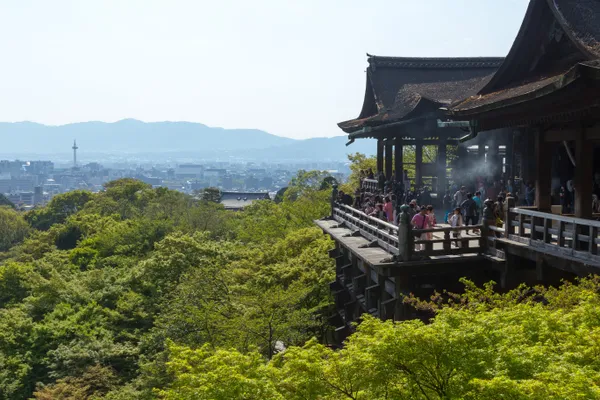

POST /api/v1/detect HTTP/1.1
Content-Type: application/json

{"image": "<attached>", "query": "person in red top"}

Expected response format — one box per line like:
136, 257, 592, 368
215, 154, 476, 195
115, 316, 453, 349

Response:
383, 196, 394, 223
411, 206, 432, 251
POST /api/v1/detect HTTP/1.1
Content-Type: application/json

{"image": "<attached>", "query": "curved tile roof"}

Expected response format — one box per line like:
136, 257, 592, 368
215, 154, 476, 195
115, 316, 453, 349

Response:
452, 0, 600, 114
551, 0, 600, 58
338, 56, 503, 134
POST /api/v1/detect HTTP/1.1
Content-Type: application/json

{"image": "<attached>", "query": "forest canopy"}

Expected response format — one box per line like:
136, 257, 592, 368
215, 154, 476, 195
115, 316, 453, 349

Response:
1, 162, 600, 399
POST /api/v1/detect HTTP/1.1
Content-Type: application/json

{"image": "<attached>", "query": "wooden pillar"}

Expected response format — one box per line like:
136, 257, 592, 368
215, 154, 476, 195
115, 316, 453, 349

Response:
415, 143, 423, 187
489, 142, 500, 179
535, 130, 552, 212
376, 139, 383, 174
524, 130, 536, 185
394, 138, 403, 182
574, 128, 593, 219
437, 140, 447, 195
385, 139, 393, 180
506, 131, 515, 180
478, 142, 485, 163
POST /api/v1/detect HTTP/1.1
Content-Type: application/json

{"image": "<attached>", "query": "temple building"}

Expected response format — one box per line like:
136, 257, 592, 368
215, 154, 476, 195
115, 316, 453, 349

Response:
338, 55, 509, 196
449, 0, 600, 219
318, 0, 600, 340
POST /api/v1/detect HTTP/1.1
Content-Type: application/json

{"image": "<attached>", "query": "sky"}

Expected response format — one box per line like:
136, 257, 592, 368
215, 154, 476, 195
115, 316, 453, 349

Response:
0, 0, 529, 139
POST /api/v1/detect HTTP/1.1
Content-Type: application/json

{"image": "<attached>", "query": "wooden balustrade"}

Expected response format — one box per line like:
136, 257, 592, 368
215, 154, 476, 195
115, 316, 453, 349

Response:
332, 204, 485, 257
361, 178, 379, 192
333, 204, 399, 254
505, 207, 600, 261
413, 225, 484, 255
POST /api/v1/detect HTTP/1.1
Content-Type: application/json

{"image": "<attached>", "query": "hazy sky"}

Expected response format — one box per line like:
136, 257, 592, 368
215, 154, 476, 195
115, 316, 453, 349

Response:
0, 0, 528, 139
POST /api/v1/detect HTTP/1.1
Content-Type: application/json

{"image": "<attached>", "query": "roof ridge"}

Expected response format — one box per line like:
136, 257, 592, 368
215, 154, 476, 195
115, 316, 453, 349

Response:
367, 55, 505, 69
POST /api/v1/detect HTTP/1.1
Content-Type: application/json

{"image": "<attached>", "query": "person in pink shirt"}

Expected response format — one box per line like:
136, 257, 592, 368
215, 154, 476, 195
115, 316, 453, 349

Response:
384, 196, 394, 223
426, 205, 437, 240
411, 206, 432, 250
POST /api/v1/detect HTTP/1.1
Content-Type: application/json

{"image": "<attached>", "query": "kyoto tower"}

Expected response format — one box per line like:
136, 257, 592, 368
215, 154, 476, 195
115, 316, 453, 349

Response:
72, 139, 78, 167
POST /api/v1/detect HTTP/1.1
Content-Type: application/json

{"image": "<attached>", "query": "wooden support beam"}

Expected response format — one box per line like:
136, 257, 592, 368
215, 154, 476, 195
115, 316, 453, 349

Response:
385, 140, 393, 180
574, 128, 593, 219
535, 130, 552, 212
544, 129, 577, 142
437, 141, 447, 195
376, 139, 383, 173
415, 143, 423, 186
394, 138, 403, 182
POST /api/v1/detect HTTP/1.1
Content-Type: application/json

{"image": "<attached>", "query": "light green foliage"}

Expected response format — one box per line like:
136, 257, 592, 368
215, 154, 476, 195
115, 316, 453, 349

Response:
160, 279, 600, 399
0, 176, 334, 399
159, 343, 282, 400
344, 152, 376, 192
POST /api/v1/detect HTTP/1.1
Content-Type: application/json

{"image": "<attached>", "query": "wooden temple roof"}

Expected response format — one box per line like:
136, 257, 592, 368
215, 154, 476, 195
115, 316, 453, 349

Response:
450, 0, 600, 130
338, 56, 503, 138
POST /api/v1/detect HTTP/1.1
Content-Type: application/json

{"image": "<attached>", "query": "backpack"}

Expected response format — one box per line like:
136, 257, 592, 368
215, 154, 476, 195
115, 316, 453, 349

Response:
462, 199, 477, 216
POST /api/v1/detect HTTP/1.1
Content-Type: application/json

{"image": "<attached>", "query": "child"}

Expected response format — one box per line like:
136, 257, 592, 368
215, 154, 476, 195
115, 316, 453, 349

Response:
426, 205, 437, 240
449, 207, 464, 247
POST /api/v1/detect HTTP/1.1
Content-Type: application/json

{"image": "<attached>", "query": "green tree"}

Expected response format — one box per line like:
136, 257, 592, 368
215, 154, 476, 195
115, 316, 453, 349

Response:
0, 207, 29, 252
33, 364, 118, 400
197, 187, 221, 203
0, 194, 15, 209
25, 191, 93, 230
159, 342, 282, 400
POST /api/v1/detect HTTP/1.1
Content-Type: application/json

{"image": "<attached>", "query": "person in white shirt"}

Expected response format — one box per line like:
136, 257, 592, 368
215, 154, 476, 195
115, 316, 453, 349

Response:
449, 207, 464, 247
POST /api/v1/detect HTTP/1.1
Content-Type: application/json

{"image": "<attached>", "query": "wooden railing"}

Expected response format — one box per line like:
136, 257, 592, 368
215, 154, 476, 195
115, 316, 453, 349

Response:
413, 225, 484, 256
505, 207, 600, 261
361, 179, 378, 192
333, 204, 399, 254
332, 204, 484, 258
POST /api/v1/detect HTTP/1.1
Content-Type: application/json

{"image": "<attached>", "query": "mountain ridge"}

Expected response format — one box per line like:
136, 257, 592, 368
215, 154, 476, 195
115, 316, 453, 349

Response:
0, 120, 375, 161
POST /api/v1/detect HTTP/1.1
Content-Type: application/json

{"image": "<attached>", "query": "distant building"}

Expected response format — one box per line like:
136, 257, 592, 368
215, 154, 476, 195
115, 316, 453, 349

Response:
175, 164, 204, 179
219, 191, 270, 211
33, 186, 43, 205
204, 168, 227, 187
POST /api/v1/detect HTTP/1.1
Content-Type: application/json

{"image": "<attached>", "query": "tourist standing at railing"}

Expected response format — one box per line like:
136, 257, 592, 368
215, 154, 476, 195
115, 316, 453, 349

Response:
369, 203, 386, 221
367, 168, 374, 179
411, 206, 431, 251
384, 196, 394, 223
461, 193, 478, 235
453, 186, 467, 209
443, 190, 452, 223
525, 182, 535, 206
338, 190, 353, 207
449, 207, 464, 247
473, 191, 483, 234
426, 205, 437, 240
494, 196, 505, 228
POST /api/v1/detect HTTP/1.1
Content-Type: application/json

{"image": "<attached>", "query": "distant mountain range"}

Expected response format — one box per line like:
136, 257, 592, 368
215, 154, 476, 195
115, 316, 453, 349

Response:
0, 119, 375, 161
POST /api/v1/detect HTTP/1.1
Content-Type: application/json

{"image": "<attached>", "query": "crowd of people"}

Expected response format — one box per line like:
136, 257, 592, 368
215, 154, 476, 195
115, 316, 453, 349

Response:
338, 167, 600, 253
335, 170, 520, 249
